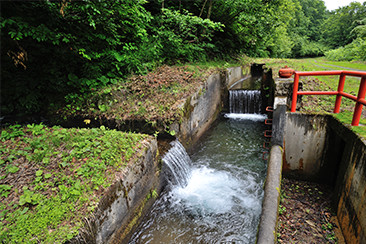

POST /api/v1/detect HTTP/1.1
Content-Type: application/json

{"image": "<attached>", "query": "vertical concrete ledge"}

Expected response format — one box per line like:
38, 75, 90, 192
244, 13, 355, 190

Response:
172, 72, 224, 148
69, 139, 162, 244
257, 145, 283, 244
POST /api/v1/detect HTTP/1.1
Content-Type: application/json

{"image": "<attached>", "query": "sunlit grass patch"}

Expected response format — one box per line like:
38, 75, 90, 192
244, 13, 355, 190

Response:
254, 57, 366, 137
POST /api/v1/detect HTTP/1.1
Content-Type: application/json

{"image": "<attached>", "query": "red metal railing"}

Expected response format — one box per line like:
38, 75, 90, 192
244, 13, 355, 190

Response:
291, 70, 366, 126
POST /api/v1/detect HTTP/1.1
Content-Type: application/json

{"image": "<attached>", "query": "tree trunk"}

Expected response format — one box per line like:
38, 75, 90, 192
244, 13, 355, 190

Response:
199, 0, 208, 18
207, 0, 213, 19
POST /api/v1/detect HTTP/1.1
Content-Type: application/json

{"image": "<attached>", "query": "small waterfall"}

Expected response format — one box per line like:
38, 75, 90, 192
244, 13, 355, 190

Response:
163, 140, 192, 188
229, 90, 262, 114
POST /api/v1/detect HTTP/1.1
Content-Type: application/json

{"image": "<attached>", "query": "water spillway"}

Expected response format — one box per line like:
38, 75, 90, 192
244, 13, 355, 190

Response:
162, 140, 192, 188
229, 90, 263, 114
129, 88, 267, 243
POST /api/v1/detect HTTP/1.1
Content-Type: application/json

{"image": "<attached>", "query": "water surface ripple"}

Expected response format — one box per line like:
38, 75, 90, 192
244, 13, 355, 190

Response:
129, 116, 267, 244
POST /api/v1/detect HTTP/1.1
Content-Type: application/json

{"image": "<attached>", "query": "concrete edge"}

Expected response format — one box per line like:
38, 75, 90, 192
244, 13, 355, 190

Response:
256, 145, 283, 244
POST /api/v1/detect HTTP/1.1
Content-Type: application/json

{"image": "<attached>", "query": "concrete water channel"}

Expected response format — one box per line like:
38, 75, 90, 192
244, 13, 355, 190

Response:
73, 65, 365, 243
130, 114, 268, 243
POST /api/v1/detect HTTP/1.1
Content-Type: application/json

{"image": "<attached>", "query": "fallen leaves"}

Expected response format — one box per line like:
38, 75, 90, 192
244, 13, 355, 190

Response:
277, 178, 341, 244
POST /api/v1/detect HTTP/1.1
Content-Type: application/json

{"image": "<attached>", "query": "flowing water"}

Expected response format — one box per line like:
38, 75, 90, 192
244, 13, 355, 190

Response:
129, 114, 267, 244
229, 90, 262, 114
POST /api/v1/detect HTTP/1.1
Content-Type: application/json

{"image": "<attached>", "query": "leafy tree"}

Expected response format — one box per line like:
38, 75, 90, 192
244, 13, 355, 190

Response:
287, 0, 327, 57
1, 0, 156, 115
153, 8, 223, 63
321, 2, 366, 49
325, 16, 366, 61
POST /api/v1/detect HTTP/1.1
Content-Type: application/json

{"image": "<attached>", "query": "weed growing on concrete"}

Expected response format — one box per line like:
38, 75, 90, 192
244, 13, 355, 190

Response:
0, 124, 151, 243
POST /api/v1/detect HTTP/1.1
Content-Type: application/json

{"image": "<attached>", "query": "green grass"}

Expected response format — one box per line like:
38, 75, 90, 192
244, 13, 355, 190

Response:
253, 57, 366, 138
315, 58, 366, 71
0, 124, 151, 243
334, 112, 366, 137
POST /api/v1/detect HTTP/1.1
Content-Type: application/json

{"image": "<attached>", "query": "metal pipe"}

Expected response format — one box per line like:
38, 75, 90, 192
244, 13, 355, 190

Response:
297, 91, 338, 95
291, 73, 300, 112
334, 74, 346, 113
352, 77, 366, 126
339, 92, 358, 101
290, 70, 366, 126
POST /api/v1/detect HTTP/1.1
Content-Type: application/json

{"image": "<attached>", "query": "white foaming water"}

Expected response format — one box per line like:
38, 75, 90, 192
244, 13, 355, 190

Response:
129, 118, 267, 243
163, 140, 192, 187
224, 113, 267, 121
170, 166, 262, 215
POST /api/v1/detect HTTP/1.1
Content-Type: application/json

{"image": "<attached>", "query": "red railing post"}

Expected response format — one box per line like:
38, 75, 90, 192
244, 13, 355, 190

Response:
352, 76, 366, 126
291, 73, 300, 112
334, 74, 346, 113
288, 70, 366, 126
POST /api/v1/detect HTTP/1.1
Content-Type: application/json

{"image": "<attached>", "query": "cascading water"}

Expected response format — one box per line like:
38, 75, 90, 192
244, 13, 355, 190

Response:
162, 140, 191, 188
129, 88, 267, 243
229, 90, 262, 114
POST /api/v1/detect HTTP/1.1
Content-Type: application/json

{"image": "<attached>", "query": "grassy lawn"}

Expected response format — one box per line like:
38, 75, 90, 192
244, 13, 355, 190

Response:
253, 57, 366, 137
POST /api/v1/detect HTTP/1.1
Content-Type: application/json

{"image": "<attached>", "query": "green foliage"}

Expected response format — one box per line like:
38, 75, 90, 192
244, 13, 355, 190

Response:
325, 38, 366, 61
0, 124, 151, 243
321, 2, 366, 49
155, 8, 223, 63
1, 124, 25, 141
1, 0, 366, 117
1, 0, 156, 115
326, 17, 366, 61
291, 35, 329, 57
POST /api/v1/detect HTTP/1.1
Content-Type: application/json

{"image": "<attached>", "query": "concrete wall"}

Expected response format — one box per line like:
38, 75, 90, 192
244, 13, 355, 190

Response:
70, 67, 247, 243
226, 66, 245, 88
327, 117, 366, 244
171, 72, 225, 148
283, 113, 328, 182
282, 113, 366, 243
71, 139, 162, 244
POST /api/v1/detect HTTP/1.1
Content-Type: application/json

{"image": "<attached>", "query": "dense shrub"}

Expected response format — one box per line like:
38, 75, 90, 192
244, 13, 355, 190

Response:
325, 38, 366, 61
0, 1, 222, 116
153, 9, 223, 64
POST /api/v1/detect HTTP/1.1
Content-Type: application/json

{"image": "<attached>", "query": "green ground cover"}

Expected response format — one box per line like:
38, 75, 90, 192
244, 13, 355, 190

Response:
253, 57, 366, 137
0, 124, 151, 243
61, 65, 226, 134
1, 57, 365, 242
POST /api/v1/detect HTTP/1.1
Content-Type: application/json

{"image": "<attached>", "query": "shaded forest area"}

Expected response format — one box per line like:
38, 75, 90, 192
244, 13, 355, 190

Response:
1, 0, 366, 118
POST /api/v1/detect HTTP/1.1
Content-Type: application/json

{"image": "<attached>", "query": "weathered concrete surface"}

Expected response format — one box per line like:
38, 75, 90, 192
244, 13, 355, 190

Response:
226, 66, 245, 88
283, 113, 366, 243
257, 145, 283, 244
171, 72, 224, 148
67, 65, 269, 244
326, 117, 366, 244
271, 98, 287, 147
275, 78, 302, 110
283, 113, 328, 181
70, 139, 162, 244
